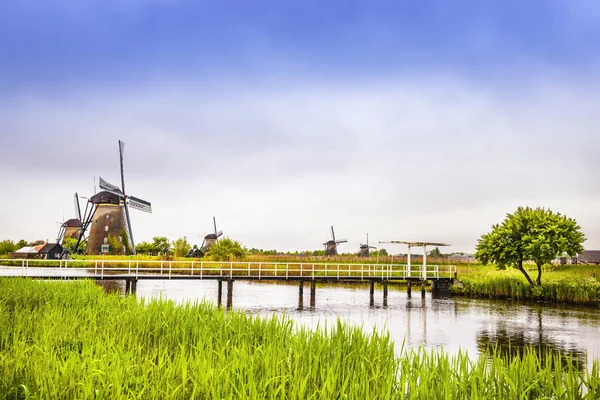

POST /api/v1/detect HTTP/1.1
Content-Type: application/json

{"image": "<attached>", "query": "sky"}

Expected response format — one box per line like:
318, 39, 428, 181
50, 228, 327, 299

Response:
1, 0, 599, 254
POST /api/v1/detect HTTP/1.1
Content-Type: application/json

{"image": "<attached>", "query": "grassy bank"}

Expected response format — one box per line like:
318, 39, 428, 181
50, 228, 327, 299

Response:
1, 279, 599, 399
453, 264, 600, 306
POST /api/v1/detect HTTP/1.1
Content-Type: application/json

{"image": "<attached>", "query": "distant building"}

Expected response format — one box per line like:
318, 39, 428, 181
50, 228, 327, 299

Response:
10, 243, 63, 259
577, 250, 600, 265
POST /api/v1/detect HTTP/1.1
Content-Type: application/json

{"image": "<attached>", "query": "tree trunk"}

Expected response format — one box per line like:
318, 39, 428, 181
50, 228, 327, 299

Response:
536, 263, 542, 285
518, 259, 535, 286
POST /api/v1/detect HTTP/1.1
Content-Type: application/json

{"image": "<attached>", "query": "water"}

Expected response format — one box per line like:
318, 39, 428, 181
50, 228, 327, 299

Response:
98, 279, 600, 368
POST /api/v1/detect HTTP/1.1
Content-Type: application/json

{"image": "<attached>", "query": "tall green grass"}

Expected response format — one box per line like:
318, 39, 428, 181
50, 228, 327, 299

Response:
453, 268, 600, 306
0, 278, 598, 399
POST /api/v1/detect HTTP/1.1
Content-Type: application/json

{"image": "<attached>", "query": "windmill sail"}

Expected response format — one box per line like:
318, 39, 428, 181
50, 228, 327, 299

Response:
128, 196, 152, 213
99, 176, 123, 194
119, 140, 126, 193
74, 193, 82, 221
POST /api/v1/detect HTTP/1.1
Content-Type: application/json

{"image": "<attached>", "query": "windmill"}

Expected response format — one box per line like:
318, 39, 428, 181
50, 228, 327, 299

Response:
359, 233, 377, 258
323, 226, 347, 256
56, 193, 98, 255
86, 140, 152, 255
197, 217, 223, 257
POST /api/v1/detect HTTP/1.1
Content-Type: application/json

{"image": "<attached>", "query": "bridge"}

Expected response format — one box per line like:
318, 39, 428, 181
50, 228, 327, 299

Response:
0, 259, 457, 309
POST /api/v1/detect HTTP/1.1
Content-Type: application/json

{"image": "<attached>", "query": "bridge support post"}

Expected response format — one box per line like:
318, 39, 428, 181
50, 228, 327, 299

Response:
226, 280, 233, 310
431, 280, 438, 296
421, 281, 426, 298
369, 280, 375, 307
383, 280, 388, 307
217, 280, 223, 308
407, 281, 412, 298
298, 280, 304, 310
125, 279, 131, 295
310, 280, 316, 309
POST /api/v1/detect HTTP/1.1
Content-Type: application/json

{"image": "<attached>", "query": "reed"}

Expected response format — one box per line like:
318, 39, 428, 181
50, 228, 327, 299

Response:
0, 278, 598, 399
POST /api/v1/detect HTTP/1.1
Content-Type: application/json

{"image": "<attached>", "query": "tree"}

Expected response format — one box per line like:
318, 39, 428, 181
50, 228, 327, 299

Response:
430, 247, 443, 258
151, 237, 170, 254
0, 239, 16, 255
107, 234, 124, 255
62, 237, 78, 254
378, 248, 388, 256
120, 229, 132, 255
206, 237, 247, 261
15, 240, 28, 249
475, 207, 585, 286
172, 236, 192, 257
135, 241, 154, 255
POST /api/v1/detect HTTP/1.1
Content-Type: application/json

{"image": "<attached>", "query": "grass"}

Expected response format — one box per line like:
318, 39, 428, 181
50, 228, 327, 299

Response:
0, 278, 599, 399
453, 264, 600, 306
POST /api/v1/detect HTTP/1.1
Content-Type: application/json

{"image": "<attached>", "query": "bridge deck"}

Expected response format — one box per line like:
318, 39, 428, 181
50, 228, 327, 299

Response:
0, 259, 455, 281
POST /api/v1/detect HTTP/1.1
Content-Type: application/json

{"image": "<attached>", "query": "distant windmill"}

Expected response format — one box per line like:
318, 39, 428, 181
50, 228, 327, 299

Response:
86, 140, 152, 255
56, 193, 83, 244
323, 226, 347, 256
196, 217, 223, 257
359, 233, 377, 258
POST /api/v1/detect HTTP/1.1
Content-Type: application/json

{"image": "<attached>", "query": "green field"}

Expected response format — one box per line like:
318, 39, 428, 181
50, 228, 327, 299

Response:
0, 278, 598, 399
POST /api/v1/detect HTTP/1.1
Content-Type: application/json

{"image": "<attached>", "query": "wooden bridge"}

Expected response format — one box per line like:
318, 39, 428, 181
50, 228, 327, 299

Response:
0, 259, 457, 309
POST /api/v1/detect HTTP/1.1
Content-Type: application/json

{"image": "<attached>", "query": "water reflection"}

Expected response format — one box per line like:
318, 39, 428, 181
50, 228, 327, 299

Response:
476, 306, 587, 370
96, 279, 125, 295
90, 278, 599, 369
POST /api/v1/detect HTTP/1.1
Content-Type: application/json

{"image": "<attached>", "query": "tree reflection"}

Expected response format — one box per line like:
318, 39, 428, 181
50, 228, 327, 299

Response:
476, 307, 587, 371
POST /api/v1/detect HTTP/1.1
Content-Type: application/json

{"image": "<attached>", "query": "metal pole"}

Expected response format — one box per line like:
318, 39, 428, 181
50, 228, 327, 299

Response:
407, 244, 412, 278
423, 245, 427, 280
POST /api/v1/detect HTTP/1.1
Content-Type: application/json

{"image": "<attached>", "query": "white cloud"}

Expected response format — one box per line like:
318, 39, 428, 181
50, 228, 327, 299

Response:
1, 74, 599, 253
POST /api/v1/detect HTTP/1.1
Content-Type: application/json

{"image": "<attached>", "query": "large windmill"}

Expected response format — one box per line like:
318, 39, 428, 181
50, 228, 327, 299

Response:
323, 226, 347, 256
86, 140, 152, 255
198, 217, 223, 256
359, 233, 377, 258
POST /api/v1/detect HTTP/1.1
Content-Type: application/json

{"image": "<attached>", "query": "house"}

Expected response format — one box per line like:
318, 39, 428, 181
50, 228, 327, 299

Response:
577, 250, 600, 265
9, 244, 46, 259
37, 243, 64, 260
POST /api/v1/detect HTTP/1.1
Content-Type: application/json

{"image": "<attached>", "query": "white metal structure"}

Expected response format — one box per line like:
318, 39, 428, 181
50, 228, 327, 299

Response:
0, 259, 456, 281
379, 241, 452, 279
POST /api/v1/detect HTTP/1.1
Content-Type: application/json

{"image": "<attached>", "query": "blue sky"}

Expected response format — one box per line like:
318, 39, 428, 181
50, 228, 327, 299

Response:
1, 1, 599, 252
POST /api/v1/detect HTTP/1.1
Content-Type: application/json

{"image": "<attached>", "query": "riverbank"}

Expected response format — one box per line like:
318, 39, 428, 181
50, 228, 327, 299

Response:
452, 264, 600, 306
0, 278, 598, 399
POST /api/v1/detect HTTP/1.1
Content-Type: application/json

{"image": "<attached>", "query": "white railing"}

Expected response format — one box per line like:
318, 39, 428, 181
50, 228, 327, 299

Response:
0, 259, 456, 280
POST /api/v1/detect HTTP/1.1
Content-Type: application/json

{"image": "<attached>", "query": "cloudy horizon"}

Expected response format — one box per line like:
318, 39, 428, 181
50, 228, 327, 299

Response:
1, 1, 599, 254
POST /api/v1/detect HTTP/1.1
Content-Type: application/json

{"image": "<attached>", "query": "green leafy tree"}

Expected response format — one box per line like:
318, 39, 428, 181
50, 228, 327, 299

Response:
430, 247, 443, 258
172, 236, 192, 257
475, 207, 585, 286
135, 241, 154, 255
0, 239, 16, 255
62, 237, 78, 254
120, 229, 132, 255
107, 234, 124, 255
312, 249, 325, 256
378, 248, 388, 256
206, 237, 247, 261
152, 237, 170, 254
15, 240, 28, 249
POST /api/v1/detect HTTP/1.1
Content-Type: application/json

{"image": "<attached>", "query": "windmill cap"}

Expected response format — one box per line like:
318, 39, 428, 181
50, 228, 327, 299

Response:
89, 191, 122, 205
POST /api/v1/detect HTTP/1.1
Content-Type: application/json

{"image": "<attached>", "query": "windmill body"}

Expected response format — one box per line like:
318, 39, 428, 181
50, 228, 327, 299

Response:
359, 233, 377, 258
323, 226, 347, 257
198, 217, 223, 257
86, 140, 152, 255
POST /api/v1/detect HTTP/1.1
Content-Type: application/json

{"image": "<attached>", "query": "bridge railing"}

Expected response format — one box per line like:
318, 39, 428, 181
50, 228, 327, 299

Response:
0, 259, 456, 280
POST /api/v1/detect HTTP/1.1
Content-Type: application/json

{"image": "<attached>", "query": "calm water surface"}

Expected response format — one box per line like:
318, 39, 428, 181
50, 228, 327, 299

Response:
99, 279, 600, 367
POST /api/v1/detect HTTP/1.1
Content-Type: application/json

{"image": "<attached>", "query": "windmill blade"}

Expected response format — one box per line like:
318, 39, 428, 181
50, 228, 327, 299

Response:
336, 238, 348, 244
99, 176, 123, 194
216, 230, 223, 237
331, 226, 335, 242
74, 193, 82, 221
118, 140, 126, 194
123, 202, 136, 254
127, 196, 152, 213
213, 216, 217, 236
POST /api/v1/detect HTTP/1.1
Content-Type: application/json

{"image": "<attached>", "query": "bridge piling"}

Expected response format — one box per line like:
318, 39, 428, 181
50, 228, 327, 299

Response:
217, 280, 223, 308
298, 280, 304, 310
310, 280, 316, 309
383, 281, 388, 307
369, 280, 375, 307
125, 279, 131, 295
407, 281, 412, 297
226, 280, 233, 310
421, 281, 426, 298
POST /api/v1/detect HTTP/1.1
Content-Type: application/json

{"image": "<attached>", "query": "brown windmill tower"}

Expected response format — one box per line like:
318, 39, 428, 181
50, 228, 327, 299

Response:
359, 233, 377, 258
86, 140, 152, 255
323, 226, 347, 256
198, 217, 223, 257
56, 194, 84, 244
